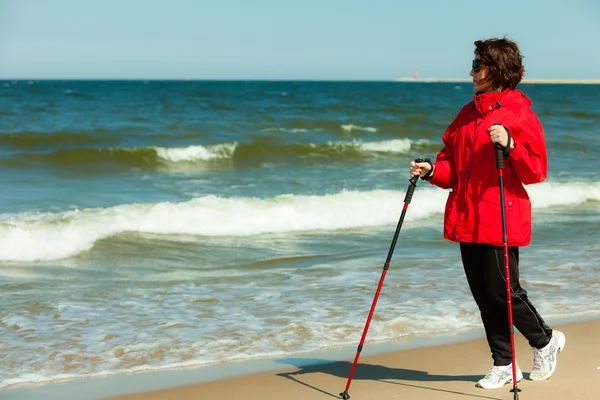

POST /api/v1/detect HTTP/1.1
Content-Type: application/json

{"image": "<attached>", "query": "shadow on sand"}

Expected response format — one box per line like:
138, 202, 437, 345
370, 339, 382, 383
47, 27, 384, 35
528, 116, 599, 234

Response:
275, 358, 503, 400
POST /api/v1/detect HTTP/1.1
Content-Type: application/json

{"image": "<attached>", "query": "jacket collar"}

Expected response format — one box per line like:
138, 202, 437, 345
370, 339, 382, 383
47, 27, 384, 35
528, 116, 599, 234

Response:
473, 89, 523, 115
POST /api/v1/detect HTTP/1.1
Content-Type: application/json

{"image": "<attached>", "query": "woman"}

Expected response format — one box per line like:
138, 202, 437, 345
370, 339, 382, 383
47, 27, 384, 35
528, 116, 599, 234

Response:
409, 38, 565, 389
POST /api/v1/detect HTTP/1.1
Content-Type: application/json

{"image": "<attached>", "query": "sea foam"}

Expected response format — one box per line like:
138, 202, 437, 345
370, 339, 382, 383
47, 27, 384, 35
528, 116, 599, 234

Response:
0, 181, 598, 262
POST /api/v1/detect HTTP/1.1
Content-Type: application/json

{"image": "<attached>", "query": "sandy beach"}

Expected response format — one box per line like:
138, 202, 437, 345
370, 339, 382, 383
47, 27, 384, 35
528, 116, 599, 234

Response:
105, 319, 600, 400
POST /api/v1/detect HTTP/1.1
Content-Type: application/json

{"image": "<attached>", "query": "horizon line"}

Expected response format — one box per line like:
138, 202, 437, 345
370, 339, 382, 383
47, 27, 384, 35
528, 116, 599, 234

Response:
2, 77, 600, 84
393, 77, 600, 84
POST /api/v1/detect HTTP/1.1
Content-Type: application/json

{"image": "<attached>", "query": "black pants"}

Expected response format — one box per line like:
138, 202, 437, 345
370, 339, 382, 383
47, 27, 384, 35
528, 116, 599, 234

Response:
460, 242, 552, 366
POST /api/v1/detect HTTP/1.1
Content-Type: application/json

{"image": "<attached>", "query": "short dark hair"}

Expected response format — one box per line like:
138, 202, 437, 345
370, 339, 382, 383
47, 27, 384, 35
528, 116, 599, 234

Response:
474, 37, 525, 90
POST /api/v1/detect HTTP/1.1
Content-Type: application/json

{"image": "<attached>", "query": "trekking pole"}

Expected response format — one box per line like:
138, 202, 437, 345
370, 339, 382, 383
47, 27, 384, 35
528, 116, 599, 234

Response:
339, 159, 424, 400
496, 144, 521, 400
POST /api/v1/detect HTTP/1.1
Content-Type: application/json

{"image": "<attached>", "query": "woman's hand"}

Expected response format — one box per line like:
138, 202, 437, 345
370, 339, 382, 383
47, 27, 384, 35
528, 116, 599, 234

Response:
410, 160, 433, 179
488, 124, 514, 149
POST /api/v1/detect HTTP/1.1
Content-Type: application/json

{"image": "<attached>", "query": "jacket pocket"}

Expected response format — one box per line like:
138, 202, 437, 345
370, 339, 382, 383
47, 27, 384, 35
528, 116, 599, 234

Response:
474, 187, 515, 244
477, 186, 532, 245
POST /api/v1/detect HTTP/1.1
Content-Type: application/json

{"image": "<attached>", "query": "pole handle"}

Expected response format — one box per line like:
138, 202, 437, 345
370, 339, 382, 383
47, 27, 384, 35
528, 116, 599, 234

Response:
404, 176, 418, 204
495, 144, 504, 170
404, 158, 425, 204
492, 123, 505, 170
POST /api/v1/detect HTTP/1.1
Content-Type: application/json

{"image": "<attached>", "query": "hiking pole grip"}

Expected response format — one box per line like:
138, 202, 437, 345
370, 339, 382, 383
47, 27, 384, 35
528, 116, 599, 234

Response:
404, 175, 418, 204
492, 122, 505, 170
495, 144, 504, 170
404, 158, 426, 204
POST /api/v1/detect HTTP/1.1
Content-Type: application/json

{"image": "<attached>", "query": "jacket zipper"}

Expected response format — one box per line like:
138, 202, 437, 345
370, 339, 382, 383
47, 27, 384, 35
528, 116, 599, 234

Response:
475, 94, 483, 113
461, 96, 482, 236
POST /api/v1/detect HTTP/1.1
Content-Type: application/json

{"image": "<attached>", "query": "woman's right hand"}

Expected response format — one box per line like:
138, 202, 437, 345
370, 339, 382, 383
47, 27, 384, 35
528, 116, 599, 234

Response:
410, 160, 433, 179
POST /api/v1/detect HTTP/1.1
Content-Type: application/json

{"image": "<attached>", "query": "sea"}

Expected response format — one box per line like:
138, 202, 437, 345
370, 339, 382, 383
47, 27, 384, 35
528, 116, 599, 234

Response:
1, 80, 599, 392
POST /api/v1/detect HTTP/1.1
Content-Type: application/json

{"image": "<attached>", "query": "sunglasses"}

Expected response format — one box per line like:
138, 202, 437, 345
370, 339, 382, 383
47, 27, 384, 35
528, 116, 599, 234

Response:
472, 59, 482, 73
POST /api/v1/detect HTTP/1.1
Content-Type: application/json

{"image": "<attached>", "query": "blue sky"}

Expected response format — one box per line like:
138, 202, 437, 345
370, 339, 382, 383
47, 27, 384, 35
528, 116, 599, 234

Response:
0, 0, 598, 80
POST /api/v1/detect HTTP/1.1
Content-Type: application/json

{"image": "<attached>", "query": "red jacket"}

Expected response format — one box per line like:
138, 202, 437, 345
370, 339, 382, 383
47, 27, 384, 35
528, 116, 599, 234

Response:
428, 89, 547, 246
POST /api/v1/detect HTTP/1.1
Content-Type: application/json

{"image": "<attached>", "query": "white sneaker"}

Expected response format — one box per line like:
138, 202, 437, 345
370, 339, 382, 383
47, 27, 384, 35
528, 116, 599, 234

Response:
530, 330, 566, 381
476, 363, 523, 389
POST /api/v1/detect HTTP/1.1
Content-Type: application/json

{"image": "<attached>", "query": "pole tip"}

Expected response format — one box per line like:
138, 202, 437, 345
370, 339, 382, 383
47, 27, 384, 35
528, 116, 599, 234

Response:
510, 386, 521, 399
340, 391, 351, 399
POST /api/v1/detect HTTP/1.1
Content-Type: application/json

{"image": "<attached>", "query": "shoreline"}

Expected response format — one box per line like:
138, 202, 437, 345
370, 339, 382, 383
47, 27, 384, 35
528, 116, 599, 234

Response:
2, 314, 599, 400
108, 318, 600, 400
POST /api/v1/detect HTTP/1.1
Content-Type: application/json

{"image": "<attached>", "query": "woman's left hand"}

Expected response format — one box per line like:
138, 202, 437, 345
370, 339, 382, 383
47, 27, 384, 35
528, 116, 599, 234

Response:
488, 124, 514, 148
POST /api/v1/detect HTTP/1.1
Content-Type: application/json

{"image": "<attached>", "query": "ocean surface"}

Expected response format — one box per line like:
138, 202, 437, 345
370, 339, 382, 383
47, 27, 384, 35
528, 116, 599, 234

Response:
1, 80, 599, 390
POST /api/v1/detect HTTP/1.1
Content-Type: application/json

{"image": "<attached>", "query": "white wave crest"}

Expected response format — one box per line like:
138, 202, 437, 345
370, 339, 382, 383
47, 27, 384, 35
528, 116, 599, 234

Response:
359, 139, 413, 153
326, 139, 431, 154
0, 189, 446, 262
341, 124, 377, 132
528, 181, 600, 208
154, 143, 237, 162
1, 181, 598, 262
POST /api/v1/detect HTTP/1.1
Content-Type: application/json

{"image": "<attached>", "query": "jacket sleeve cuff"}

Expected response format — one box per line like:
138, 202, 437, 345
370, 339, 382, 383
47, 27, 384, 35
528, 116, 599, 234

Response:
507, 140, 526, 161
427, 165, 444, 186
